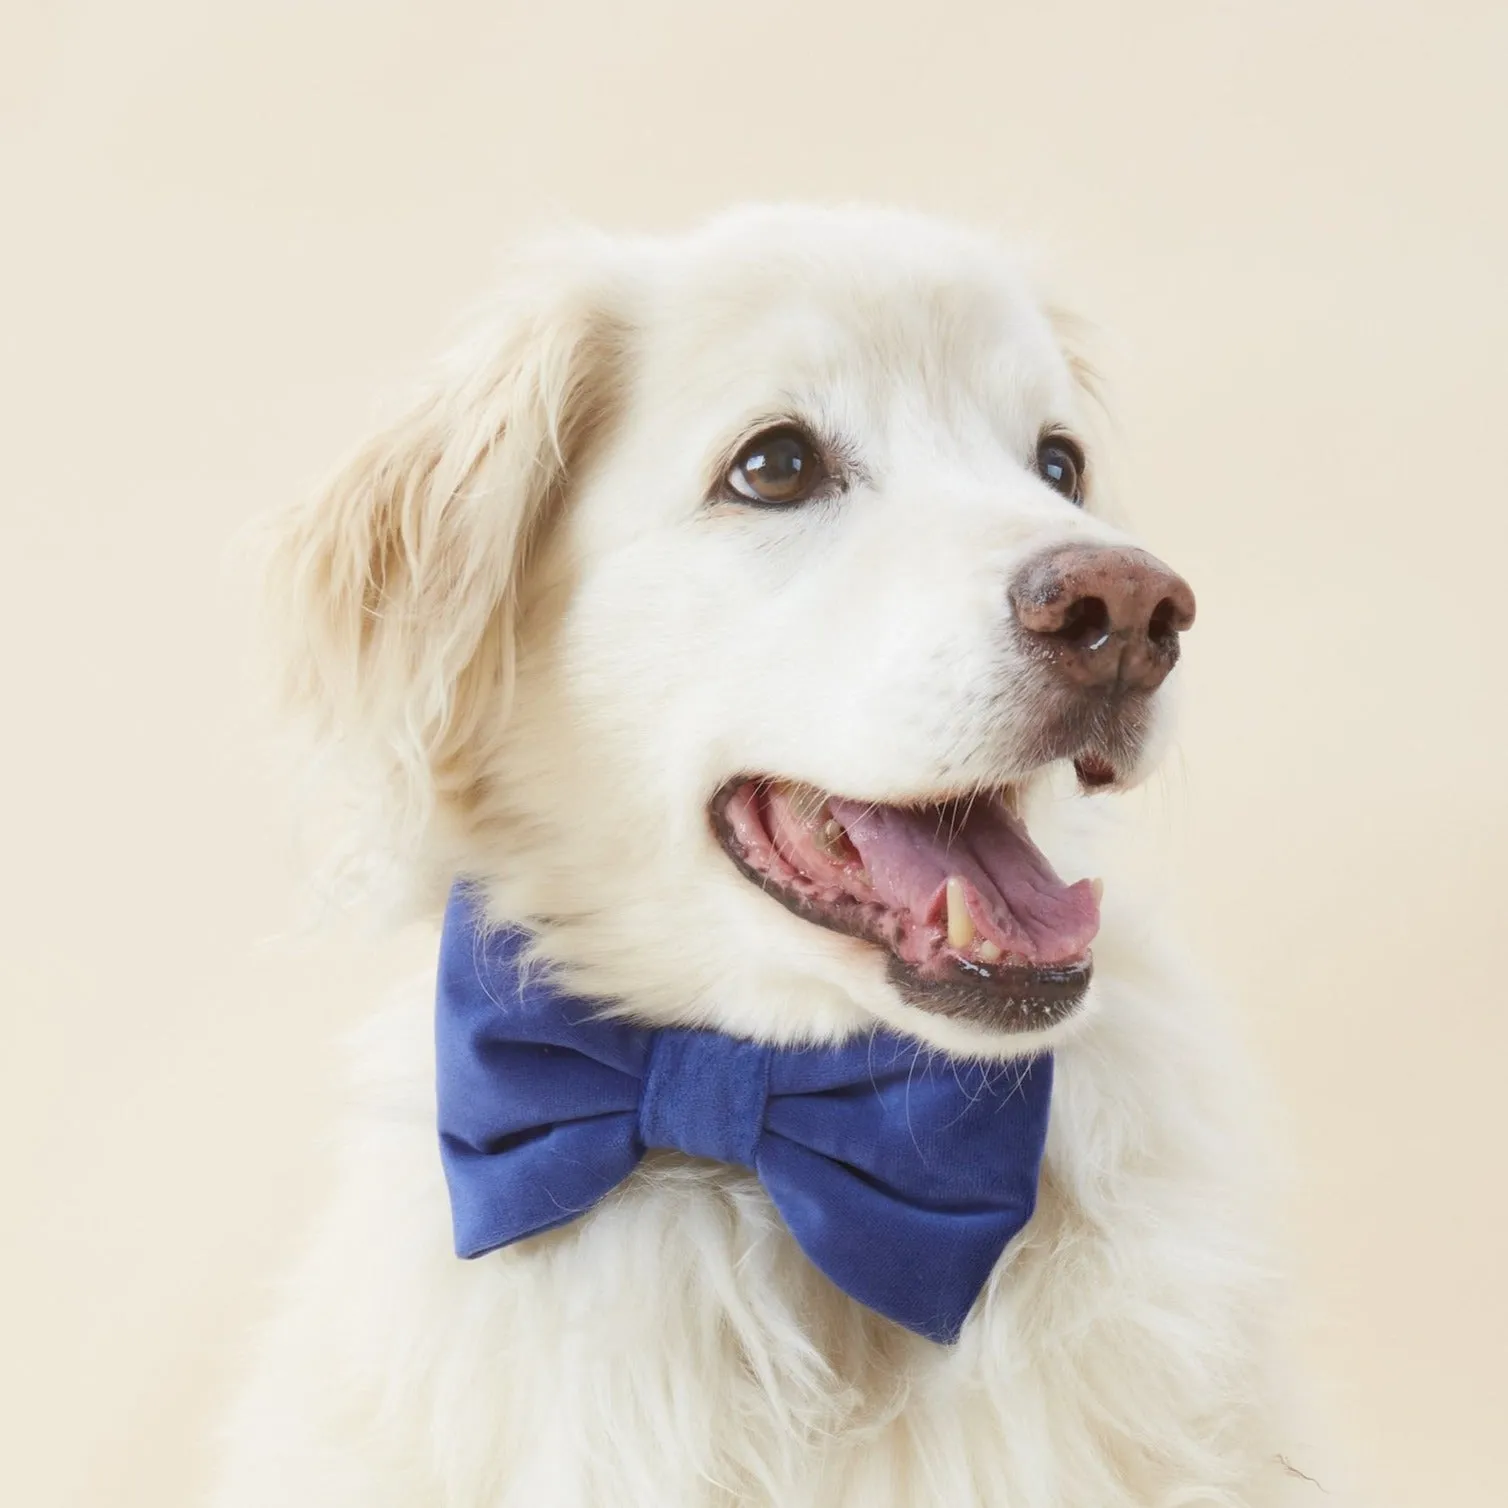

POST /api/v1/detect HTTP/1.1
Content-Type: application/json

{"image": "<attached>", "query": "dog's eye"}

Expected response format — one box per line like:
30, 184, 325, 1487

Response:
1036, 435, 1085, 505
726, 428, 825, 506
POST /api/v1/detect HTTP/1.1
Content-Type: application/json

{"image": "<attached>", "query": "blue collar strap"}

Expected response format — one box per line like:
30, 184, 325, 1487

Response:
435, 884, 1053, 1343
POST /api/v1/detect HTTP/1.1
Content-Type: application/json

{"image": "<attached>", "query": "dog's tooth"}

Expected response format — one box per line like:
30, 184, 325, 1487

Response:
1089, 877, 1105, 904
814, 817, 847, 859
946, 877, 976, 949
977, 940, 1004, 964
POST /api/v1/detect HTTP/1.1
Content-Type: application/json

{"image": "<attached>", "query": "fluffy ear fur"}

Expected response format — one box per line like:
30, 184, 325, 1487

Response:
263, 241, 628, 903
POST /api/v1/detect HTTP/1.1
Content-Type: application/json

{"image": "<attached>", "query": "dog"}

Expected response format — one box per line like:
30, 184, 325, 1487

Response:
215, 205, 1311, 1507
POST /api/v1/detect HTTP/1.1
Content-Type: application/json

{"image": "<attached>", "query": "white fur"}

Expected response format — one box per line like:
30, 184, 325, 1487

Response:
219, 207, 1314, 1506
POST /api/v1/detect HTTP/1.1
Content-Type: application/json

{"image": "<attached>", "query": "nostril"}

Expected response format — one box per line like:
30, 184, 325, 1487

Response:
1147, 597, 1181, 649
1053, 596, 1112, 651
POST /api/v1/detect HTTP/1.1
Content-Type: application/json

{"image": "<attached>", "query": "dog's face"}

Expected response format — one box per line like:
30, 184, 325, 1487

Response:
274, 207, 1193, 1059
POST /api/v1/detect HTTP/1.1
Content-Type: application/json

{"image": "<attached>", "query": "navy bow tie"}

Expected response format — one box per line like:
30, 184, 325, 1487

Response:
435, 886, 1053, 1343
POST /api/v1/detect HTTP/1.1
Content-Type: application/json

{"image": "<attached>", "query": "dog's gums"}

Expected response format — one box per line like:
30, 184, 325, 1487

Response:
710, 777, 1101, 1032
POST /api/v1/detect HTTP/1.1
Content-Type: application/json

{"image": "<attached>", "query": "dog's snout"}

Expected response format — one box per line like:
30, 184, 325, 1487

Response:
1010, 545, 1196, 694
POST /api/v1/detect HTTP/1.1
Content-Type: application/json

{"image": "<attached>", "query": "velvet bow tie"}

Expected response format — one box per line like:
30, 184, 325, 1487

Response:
435, 886, 1053, 1343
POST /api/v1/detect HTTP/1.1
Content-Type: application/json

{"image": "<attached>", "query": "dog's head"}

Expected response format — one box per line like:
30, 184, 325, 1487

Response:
270, 206, 1194, 1058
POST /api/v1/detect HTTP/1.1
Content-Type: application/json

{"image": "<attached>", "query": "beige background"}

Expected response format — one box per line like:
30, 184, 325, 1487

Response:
4, 2, 1505, 1504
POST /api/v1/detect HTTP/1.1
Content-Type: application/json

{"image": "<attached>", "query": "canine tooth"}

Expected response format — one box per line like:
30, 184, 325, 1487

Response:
978, 940, 1004, 963
945, 877, 976, 949
1089, 877, 1105, 904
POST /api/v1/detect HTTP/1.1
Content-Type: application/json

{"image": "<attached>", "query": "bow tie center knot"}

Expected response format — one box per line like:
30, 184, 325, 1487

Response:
638, 1029, 772, 1168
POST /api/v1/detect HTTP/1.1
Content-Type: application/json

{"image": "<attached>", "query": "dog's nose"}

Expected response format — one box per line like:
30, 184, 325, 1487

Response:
1010, 545, 1196, 694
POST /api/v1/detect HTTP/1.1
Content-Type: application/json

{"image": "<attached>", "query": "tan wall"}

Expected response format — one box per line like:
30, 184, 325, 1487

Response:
4, 3, 1504, 1503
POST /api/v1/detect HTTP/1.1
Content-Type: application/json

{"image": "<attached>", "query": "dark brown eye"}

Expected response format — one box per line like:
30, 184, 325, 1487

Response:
1036, 434, 1085, 505
726, 427, 825, 506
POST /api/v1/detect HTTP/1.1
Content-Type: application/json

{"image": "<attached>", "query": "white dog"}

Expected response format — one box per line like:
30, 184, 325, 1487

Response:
216, 206, 1313, 1507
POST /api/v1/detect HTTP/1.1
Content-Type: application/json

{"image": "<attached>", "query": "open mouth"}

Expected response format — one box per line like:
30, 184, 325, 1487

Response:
710, 777, 1102, 1034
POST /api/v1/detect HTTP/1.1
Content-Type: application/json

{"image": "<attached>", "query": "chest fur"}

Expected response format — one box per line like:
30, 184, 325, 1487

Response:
410, 1148, 1274, 1508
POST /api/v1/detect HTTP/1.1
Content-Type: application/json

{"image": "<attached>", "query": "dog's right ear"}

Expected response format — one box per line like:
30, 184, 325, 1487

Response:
262, 239, 628, 892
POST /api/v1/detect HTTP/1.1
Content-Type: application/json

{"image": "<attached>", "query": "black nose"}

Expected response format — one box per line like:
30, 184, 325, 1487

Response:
1010, 544, 1196, 694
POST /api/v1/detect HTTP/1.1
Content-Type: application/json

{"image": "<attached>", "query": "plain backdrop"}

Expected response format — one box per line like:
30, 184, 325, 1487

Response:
4, 3, 1505, 1504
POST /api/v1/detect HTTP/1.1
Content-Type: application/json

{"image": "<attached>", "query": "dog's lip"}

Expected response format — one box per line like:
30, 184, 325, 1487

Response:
1073, 753, 1120, 789
884, 953, 1092, 1033
708, 775, 1098, 1033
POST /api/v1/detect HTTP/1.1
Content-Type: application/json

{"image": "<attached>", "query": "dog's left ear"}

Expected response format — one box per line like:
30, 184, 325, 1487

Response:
263, 238, 629, 886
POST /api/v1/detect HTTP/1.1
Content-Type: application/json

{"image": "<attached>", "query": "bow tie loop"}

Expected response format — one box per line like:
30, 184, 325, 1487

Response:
639, 1030, 771, 1167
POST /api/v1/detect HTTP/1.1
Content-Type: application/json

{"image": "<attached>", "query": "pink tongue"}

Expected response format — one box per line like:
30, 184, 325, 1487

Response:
827, 797, 1100, 965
